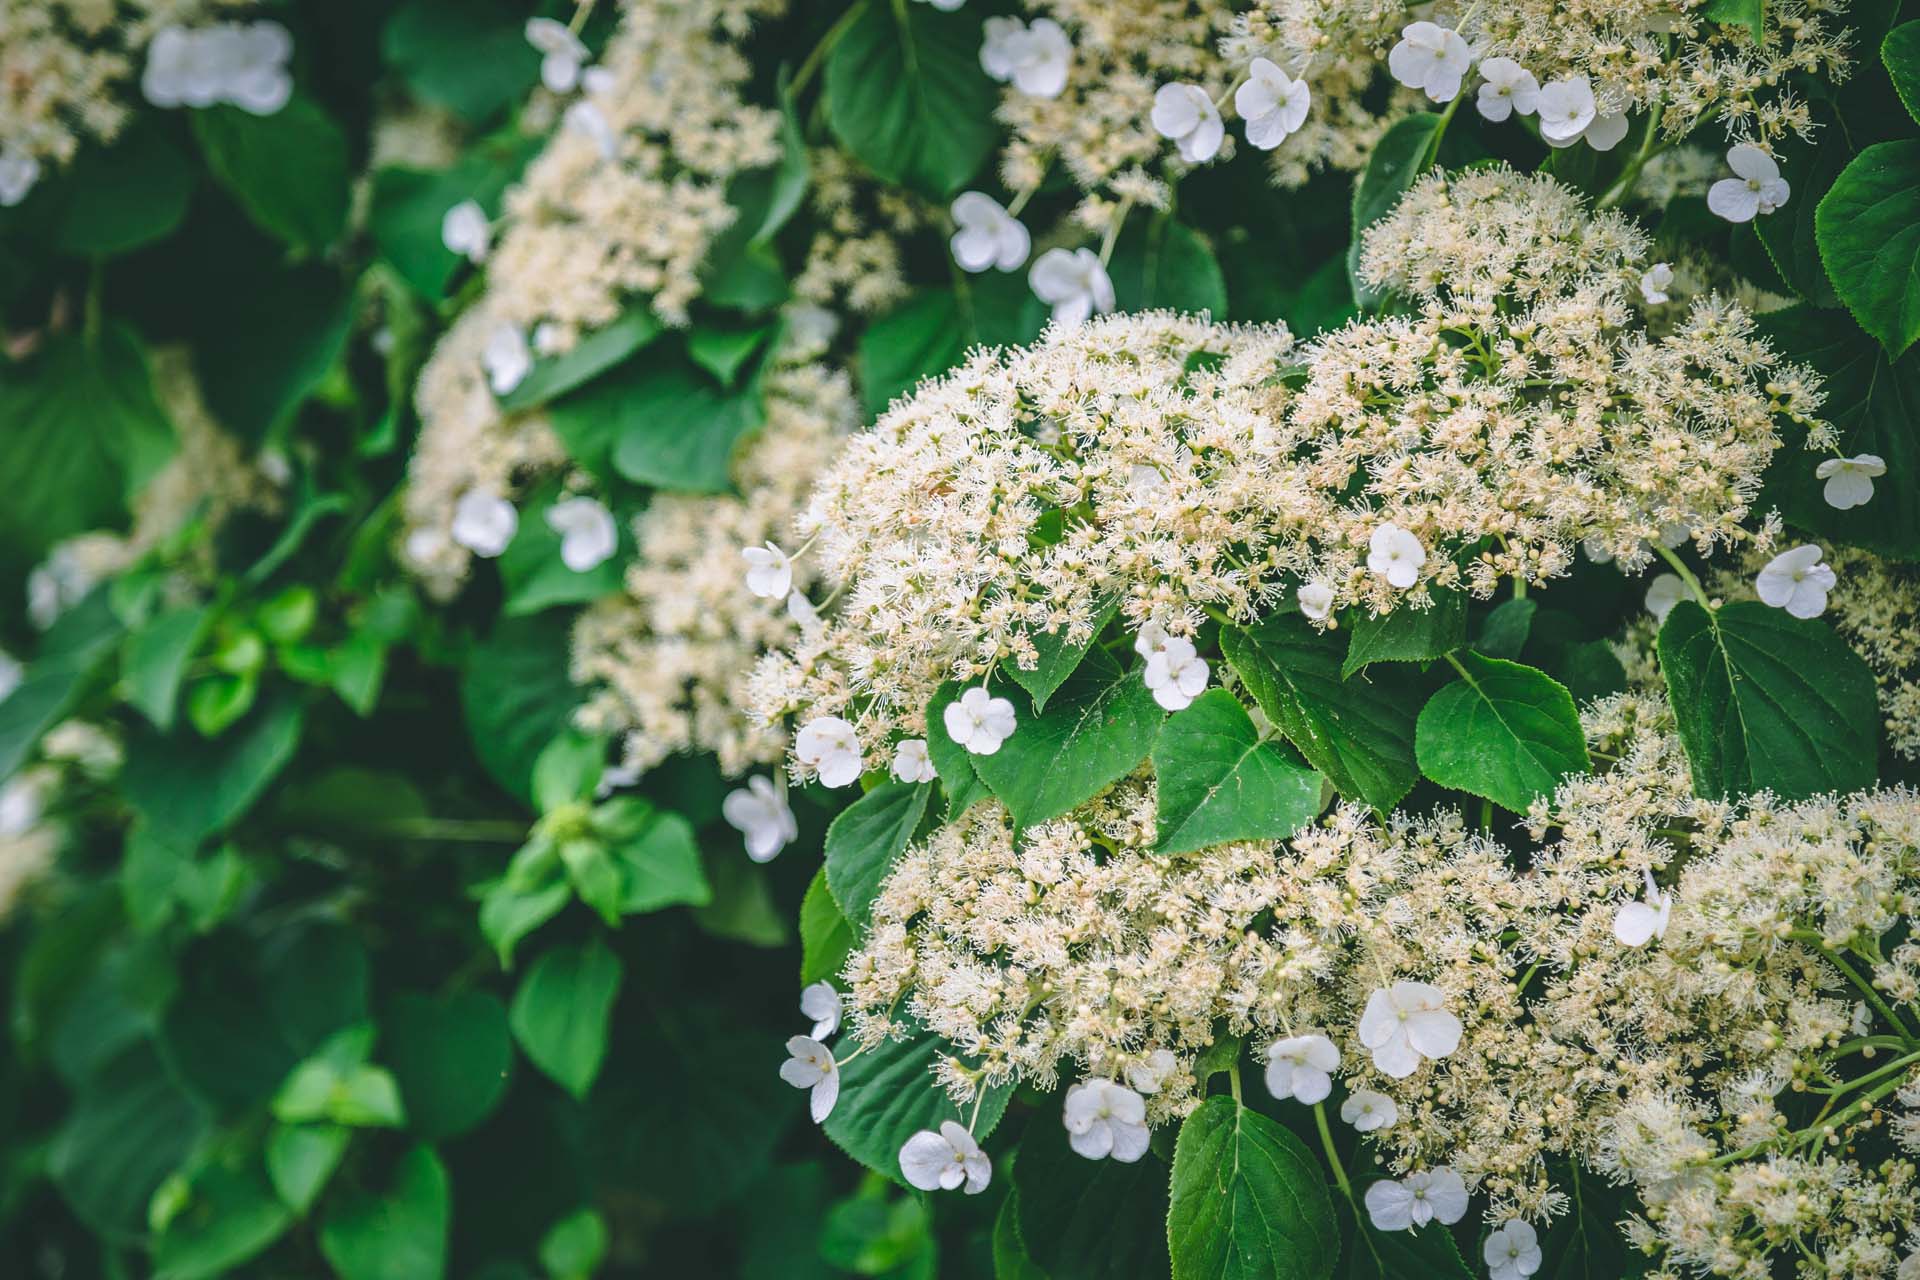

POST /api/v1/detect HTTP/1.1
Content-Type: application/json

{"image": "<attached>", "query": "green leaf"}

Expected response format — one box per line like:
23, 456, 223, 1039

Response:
858, 289, 971, 418
478, 880, 570, 969
925, 681, 990, 818
1340, 1202, 1474, 1280
995, 1186, 1050, 1280
1151, 690, 1322, 855
382, 0, 540, 121
123, 604, 213, 731
461, 612, 580, 807
1888, 22, 1920, 125
1016, 1115, 1169, 1280
0, 325, 174, 572
1705, 0, 1766, 42
49, 1041, 211, 1239
1348, 113, 1443, 307
193, 99, 350, 253
510, 937, 623, 1099
193, 265, 352, 445
318, 1145, 451, 1280
1755, 104, 1846, 307
1658, 600, 1879, 801
826, 781, 933, 930
689, 323, 775, 387
1816, 140, 1920, 356
1167, 1097, 1339, 1280
497, 308, 664, 413
1341, 591, 1467, 677
152, 1165, 292, 1280
368, 142, 538, 299
532, 730, 605, 813
1108, 218, 1228, 317
1475, 598, 1536, 661
0, 602, 124, 780
539, 1208, 610, 1280
52, 118, 194, 256
266, 1123, 349, 1214
1415, 653, 1590, 813
825, 1, 999, 198
801, 869, 856, 987
123, 690, 306, 846
1008, 599, 1118, 714
548, 344, 765, 492
970, 649, 1163, 828
382, 990, 513, 1140
821, 1020, 1013, 1185
499, 490, 625, 617
600, 799, 711, 913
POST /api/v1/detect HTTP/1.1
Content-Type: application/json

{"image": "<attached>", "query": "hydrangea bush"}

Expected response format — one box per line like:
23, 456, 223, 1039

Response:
4, 0, 1920, 1277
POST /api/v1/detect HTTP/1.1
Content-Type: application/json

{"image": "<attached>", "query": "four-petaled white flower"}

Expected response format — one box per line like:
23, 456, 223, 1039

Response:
1062, 1079, 1150, 1162
722, 775, 798, 861
1755, 544, 1835, 619
1613, 869, 1673, 948
1144, 636, 1209, 711
1644, 574, 1686, 623
1709, 145, 1791, 222
144, 22, 294, 115
525, 18, 588, 93
1484, 1220, 1543, 1280
741, 542, 793, 599
1817, 454, 1886, 511
1363, 1166, 1469, 1231
1536, 76, 1597, 147
950, 192, 1031, 273
891, 738, 936, 784
944, 686, 1018, 755
900, 1122, 992, 1193
1388, 22, 1471, 103
1367, 523, 1427, 590
796, 716, 864, 788
1340, 1088, 1398, 1133
441, 200, 490, 263
979, 16, 1071, 98
1126, 1048, 1178, 1095
1640, 262, 1674, 305
1236, 58, 1312, 150
1475, 58, 1539, 122
545, 496, 617, 572
1358, 981, 1463, 1078
0, 147, 40, 208
779, 1036, 839, 1123
1151, 83, 1225, 163
450, 488, 518, 558
483, 323, 532, 396
800, 981, 841, 1040
1297, 583, 1335, 623
1029, 248, 1116, 328
1264, 1034, 1339, 1104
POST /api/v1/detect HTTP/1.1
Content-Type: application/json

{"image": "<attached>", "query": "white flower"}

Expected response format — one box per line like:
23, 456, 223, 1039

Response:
949, 192, 1030, 273
1816, 454, 1886, 510
0, 650, 20, 705
1062, 1079, 1150, 1162
1134, 620, 1171, 659
779, 1036, 840, 1123
1644, 574, 1687, 623
1709, 144, 1791, 222
218, 22, 293, 114
1028, 248, 1115, 328
403, 526, 449, 568
0, 147, 39, 207
1581, 110, 1630, 152
0, 775, 43, 839
1755, 544, 1835, 619
979, 16, 1070, 99
1536, 76, 1598, 146
722, 775, 798, 862
891, 738, 936, 784
1484, 1220, 1542, 1280
1639, 262, 1674, 305
1613, 870, 1673, 948
1150, 83, 1225, 163
1144, 637, 1209, 712
483, 324, 532, 396
1366, 523, 1426, 590
1475, 58, 1539, 122
143, 22, 292, 115
1340, 1089, 1398, 1133
899, 1122, 991, 1193
943, 687, 1017, 755
564, 100, 618, 159
1388, 22, 1471, 103
1264, 1034, 1339, 1104
1235, 58, 1311, 150
1297, 583, 1335, 622
796, 716, 863, 788
595, 760, 641, 798
450, 488, 517, 558
741, 542, 793, 599
1358, 981, 1463, 1078
1363, 1167, 1469, 1232
1126, 1049, 1178, 1095
545, 497, 617, 572
525, 18, 588, 93
786, 591, 823, 633
915, 0, 966, 9
1854, 1001, 1874, 1038
800, 981, 842, 1041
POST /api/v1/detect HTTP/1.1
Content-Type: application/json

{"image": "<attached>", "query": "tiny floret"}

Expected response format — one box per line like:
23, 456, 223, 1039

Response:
483, 324, 532, 397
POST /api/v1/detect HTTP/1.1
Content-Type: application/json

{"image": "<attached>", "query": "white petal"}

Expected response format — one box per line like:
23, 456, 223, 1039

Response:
899, 1130, 955, 1191
1364, 1179, 1416, 1232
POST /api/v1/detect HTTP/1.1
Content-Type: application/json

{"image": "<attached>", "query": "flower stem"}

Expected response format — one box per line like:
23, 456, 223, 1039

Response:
1314, 1103, 1355, 1204
1651, 543, 1711, 610
790, 0, 870, 100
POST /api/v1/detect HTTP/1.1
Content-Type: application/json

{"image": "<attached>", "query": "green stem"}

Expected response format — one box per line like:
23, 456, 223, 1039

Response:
789, 0, 870, 100
1419, 92, 1465, 172
1596, 101, 1667, 211
1227, 1060, 1243, 1105
1651, 543, 1710, 610
1314, 1103, 1355, 1204
1791, 929, 1918, 1042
